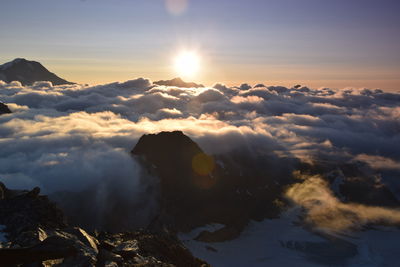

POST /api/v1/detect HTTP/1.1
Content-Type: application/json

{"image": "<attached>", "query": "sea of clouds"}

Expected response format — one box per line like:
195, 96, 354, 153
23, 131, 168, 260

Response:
0, 78, 399, 231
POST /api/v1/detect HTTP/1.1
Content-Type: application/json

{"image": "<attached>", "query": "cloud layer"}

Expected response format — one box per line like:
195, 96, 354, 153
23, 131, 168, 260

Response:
0, 78, 399, 230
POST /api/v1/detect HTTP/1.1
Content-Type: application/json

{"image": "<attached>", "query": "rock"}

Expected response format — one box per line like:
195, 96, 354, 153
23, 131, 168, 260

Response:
104, 261, 118, 267
132, 131, 220, 230
112, 240, 138, 258
337, 163, 399, 207
2, 230, 98, 266
0, 235, 76, 265
138, 233, 208, 267
0, 182, 6, 199
0, 230, 97, 266
64, 227, 99, 254
0, 185, 66, 246
27, 187, 41, 198
42, 258, 64, 266
97, 249, 123, 265
301, 161, 400, 207
0, 102, 11, 115
96, 231, 209, 266
12, 227, 49, 247
52, 230, 98, 266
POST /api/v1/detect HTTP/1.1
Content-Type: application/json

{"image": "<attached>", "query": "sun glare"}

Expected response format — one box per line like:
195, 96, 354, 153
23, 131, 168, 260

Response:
174, 51, 200, 78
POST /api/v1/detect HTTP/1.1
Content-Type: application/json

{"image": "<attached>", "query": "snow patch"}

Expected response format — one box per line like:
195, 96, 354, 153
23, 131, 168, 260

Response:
179, 210, 323, 267
179, 209, 400, 267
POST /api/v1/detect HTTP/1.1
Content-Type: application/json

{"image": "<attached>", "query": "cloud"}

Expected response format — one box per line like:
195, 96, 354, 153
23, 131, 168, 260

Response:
194, 88, 226, 103
1, 78, 399, 180
231, 95, 264, 104
0, 78, 399, 231
285, 176, 400, 234
354, 154, 400, 171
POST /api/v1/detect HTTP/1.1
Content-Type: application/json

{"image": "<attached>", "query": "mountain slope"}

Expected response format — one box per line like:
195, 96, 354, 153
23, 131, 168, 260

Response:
0, 58, 73, 86
154, 77, 204, 88
131, 131, 294, 237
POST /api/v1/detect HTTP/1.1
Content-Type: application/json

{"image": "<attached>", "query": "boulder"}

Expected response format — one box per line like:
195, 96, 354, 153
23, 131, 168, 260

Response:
0, 235, 77, 265
98, 231, 209, 267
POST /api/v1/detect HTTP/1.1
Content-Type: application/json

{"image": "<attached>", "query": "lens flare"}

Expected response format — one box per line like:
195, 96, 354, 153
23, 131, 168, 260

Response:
192, 153, 216, 189
165, 0, 188, 16
192, 153, 215, 176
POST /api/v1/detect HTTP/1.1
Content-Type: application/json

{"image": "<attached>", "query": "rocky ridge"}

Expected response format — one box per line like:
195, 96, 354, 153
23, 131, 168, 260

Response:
0, 182, 210, 267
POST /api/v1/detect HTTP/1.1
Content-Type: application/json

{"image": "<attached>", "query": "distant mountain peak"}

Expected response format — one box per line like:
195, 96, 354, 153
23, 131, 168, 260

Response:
0, 58, 27, 71
154, 77, 204, 88
0, 58, 74, 86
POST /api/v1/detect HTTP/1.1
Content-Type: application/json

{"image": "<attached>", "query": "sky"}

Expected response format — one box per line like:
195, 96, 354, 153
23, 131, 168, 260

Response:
1, 0, 400, 91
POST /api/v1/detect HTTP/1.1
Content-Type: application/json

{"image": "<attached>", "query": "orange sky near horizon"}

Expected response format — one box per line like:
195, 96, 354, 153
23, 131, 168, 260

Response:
46, 59, 400, 92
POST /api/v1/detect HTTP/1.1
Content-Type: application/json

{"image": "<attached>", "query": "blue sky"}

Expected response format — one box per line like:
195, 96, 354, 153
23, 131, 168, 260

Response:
1, 0, 399, 90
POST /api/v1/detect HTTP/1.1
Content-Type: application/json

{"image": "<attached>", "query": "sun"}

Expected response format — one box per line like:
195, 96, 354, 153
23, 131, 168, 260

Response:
174, 51, 200, 78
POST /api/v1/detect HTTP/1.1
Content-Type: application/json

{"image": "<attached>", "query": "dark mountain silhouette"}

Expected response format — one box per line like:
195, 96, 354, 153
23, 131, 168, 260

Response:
154, 77, 204, 88
132, 131, 295, 239
0, 58, 73, 86
0, 103, 11, 115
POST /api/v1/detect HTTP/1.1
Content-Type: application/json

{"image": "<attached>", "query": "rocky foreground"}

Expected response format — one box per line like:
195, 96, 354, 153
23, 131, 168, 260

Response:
0, 183, 210, 267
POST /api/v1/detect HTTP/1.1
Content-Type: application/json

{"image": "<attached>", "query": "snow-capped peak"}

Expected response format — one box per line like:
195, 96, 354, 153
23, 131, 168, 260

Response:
0, 58, 27, 71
